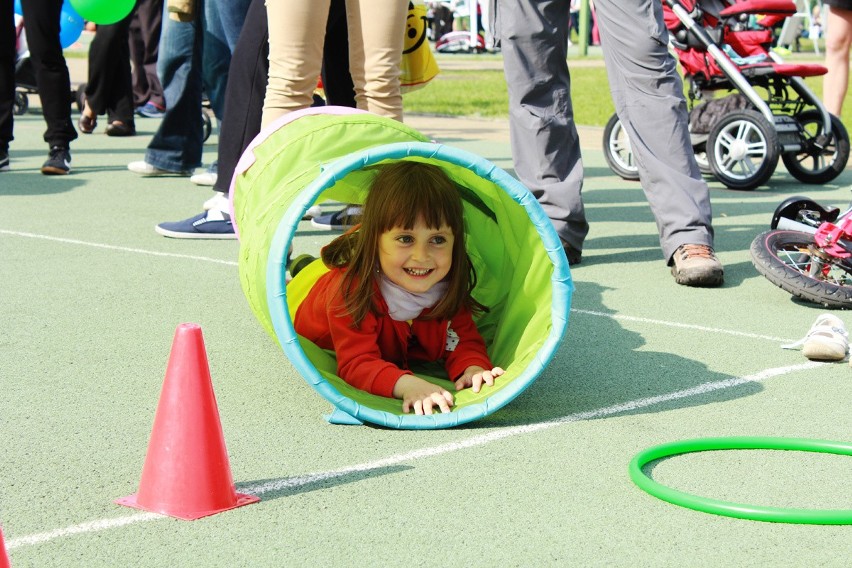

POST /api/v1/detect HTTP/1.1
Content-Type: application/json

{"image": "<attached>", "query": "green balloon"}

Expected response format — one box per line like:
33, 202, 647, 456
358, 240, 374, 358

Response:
68, 0, 134, 25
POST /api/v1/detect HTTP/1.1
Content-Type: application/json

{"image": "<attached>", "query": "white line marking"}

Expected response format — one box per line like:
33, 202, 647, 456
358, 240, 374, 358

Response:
6, 513, 162, 549
0, 229, 239, 267
571, 309, 794, 343
5, 361, 822, 551
0, 230, 796, 342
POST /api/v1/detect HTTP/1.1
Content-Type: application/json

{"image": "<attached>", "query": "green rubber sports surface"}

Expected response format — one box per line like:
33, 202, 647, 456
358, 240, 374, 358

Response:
3, 101, 852, 566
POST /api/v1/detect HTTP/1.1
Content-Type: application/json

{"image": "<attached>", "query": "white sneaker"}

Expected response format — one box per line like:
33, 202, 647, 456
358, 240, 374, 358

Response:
303, 204, 322, 220
782, 314, 848, 361
128, 160, 192, 177
191, 170, 218, 186
203, 191, 229, 211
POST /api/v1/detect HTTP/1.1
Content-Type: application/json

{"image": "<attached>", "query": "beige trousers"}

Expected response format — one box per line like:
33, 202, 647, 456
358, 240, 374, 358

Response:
262, 0, 406, 128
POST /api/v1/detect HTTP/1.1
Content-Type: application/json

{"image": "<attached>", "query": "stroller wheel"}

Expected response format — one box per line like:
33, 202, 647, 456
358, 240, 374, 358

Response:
782, 110, 850, 185
602, 113, 640, 181
707, 109, 779, 191
201, 107, 214, 142
14, 92, 28, 116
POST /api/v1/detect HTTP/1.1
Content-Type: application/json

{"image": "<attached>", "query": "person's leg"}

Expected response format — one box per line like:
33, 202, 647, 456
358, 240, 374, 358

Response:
594, 0, 714, 260
103, 15, 136, 130
130, 0, 165, 112
212, 0, 268, 194
495, 0, 587, 258
215, 0, 251, 52
20, 0, 77, 151
0, 0, 15, 163
201, 0, 231, 120
345, 0, 405, 120
142, 2, 204, 172
128, 4, 148, 108
84, 18, 135, 130
823, 6, 852, 116
262, 0, 330, 127
322, 0, 356, 107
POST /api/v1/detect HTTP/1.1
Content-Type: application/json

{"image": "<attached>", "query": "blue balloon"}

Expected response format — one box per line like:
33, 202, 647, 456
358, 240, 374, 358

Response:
14, 0, 22, 15
59, 0, 85, 49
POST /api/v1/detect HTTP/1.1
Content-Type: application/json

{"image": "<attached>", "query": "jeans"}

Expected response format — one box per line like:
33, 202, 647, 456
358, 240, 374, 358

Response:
144, 0, 249, 171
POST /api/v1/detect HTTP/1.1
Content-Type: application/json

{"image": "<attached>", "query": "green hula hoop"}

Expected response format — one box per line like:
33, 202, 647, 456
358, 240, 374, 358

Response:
628, 437, 852, 525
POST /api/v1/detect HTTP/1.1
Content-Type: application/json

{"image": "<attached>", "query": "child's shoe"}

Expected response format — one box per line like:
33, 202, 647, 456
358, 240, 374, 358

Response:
782, 314, 848, 361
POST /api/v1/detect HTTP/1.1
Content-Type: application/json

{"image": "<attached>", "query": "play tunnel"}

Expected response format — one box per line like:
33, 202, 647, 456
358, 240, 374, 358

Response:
231, 108, 572, 429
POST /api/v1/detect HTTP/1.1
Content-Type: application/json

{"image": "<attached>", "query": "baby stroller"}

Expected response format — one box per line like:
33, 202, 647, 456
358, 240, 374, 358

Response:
602, 0, 849, 191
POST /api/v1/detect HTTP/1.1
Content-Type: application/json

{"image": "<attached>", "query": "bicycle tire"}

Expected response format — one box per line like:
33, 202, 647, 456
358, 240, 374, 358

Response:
750, 229, 852, 309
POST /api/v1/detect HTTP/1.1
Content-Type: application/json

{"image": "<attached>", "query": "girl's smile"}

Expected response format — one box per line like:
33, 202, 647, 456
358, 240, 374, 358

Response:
378, 218, 454, 294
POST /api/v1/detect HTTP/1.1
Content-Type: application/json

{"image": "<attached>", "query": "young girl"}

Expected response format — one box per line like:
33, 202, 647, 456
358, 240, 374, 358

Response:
294, 161, 504, 415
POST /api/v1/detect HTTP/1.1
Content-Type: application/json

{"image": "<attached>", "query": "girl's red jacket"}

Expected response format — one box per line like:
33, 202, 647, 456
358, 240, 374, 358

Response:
293, 268, 494, 397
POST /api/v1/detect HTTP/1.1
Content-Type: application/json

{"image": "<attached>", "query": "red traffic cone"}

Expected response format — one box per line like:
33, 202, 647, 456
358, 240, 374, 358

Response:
116, 323, 259, 520
0, 525, 9, 568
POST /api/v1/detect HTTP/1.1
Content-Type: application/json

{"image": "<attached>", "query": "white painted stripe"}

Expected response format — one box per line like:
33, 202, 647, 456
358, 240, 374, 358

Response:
6, 513, 161, 549
5, 361, 822, 551
571, 308, 794, 343
0, 229, 799, 344
0, 229, 239, 267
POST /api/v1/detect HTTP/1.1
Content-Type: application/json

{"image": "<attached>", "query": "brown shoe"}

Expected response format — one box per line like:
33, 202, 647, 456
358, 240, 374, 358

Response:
670, 244, 724, 287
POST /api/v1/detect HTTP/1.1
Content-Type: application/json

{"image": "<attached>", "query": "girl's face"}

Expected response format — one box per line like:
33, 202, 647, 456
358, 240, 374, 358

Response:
378, 216, 454, 294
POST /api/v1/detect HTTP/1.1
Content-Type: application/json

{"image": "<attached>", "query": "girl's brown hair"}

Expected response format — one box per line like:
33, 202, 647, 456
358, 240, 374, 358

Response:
321, 160, 485, 325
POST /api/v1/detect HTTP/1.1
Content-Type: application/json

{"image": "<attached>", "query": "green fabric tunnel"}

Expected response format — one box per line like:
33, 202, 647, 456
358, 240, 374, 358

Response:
232, 108, 572, 429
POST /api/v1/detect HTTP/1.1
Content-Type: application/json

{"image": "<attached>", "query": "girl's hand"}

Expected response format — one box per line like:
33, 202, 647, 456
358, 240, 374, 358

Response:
393, 375, 455, 415
455, 366, 504, 393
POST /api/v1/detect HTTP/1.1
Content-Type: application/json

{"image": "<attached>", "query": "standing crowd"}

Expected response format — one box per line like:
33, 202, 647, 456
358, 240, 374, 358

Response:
24, 0, 852, 293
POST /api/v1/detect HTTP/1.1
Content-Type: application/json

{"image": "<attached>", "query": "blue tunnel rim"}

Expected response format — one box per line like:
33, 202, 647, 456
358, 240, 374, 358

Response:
265, 141, 573, 429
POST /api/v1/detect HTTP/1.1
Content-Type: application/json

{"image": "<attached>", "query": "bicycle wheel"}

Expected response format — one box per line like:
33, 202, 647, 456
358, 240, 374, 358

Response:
782, 110, 850, 185
750, 229, 852, 309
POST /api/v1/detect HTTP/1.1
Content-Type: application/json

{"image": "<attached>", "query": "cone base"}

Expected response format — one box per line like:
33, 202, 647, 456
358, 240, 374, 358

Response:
115, 491, 260, 521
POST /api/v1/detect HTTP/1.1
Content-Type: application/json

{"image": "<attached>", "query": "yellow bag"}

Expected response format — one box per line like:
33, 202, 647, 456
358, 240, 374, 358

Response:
400, 1, 440, 93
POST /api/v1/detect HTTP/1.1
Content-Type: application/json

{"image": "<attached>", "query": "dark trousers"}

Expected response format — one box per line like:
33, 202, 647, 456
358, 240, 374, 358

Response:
85, 14, 134, 124
20, 0, 77, 147
213, 0, 354, 193
128, 0, 164, 109
1, 0, 15, 151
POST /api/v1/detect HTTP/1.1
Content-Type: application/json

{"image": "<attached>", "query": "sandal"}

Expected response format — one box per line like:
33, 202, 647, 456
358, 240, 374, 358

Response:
782, 314, 848, 361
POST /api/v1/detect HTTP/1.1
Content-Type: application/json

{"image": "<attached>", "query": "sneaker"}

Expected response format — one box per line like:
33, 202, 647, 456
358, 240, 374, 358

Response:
203, 191, 230, 211
155, 209, 236, 239
303, 204, 323, 220
0, 150, 9, 172
41, 145, 71, 175
782, 314, 848, 361
310, 205, 362, 230
136, 101, 165, 118
128, 160, 193, 177
670, 244, 724, 287
191, 162, 218, 186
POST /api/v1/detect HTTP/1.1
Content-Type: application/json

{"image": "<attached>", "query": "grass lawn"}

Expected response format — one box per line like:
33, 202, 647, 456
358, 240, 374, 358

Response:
404, 52, 852, 128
